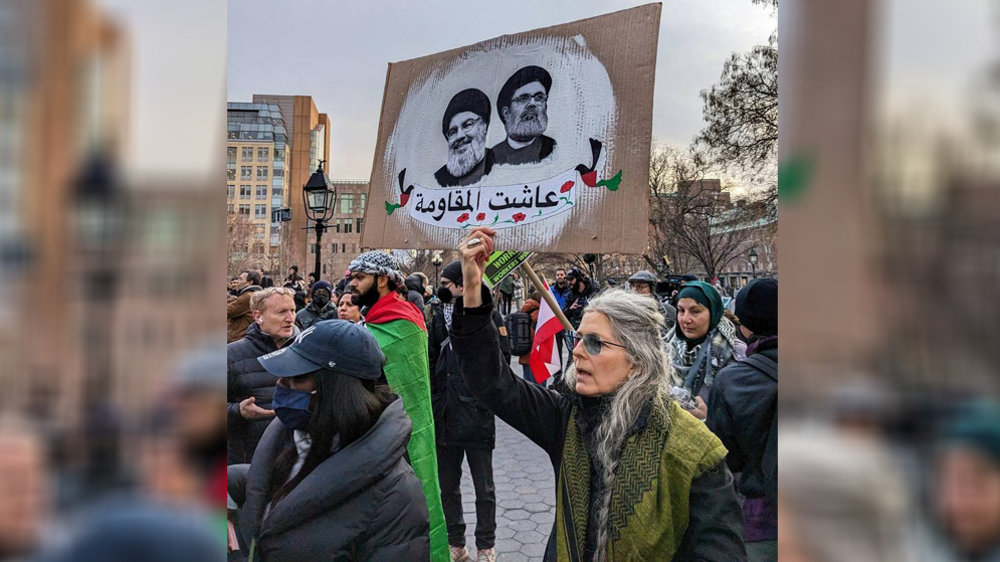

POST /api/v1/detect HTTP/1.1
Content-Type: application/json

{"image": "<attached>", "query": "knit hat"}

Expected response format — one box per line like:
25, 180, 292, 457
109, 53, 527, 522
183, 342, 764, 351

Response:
677, 281, 723, 330
441, 260, 464, 286
442, 89, 491, 138
348, 250, 405, 286
942, 400, 1000, 467
310, 280, 333, 296
735, 278, 777, 336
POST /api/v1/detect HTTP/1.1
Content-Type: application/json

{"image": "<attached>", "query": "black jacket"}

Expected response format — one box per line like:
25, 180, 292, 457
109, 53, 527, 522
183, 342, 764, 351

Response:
227, 322, 298, 465
295, 300, 336, 330
428, 305, 511, 449
449, 290, 746, 562
707, 338, 777, 503
561, 280, 595, 329
235, 399, 430, 562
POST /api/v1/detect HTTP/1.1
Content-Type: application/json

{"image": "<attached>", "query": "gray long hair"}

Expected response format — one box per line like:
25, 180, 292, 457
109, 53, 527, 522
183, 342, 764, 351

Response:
563, 289, 676, 561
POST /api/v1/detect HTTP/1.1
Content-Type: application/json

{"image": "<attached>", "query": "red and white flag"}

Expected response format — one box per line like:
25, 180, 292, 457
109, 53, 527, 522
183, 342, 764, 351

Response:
529, 279, 564, 384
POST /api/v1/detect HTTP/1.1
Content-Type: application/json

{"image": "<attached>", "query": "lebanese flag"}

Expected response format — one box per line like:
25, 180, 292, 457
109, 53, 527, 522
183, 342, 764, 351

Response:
529, 279, 564, 384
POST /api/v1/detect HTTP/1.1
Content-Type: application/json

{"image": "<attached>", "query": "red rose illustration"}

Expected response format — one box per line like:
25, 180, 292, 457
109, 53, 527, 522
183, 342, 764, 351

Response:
512, 213, 526, 223
560, 181, 574, 193
476, 212, 486, 221
457, 213, 470, 223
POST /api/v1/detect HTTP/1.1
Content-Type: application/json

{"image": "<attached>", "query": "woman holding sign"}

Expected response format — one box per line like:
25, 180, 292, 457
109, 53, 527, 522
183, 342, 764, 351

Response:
447, 227, 746, 562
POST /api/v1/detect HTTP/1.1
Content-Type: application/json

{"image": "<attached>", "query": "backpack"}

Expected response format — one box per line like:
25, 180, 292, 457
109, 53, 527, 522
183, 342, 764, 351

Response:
505, 312, 533, 356
742, 354, 778, 504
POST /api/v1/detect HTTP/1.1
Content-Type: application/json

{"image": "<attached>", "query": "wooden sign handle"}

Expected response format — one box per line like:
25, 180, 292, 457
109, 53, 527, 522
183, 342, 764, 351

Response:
519, 261, 574, 333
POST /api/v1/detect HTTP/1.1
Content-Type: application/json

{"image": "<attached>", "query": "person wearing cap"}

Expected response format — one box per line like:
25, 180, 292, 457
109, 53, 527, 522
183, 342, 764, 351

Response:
665, 280, 746, 419
628, 270, 676, 332
348, 250, 449, 562
445, 227, 747, 562
917, 400, 1000, 562
491, 65, 557, 166
229, 320, 430, 562
430, 261, 511, 562
435, 88, 495, 187
707, 278, 778, 562
295, 280, 336, 330
228, 287, 299, 465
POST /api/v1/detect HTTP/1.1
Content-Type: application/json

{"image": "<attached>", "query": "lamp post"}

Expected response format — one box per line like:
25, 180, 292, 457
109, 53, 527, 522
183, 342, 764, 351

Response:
748, 247, 759, 279
431, 252, 443, 289
302, 160, 335, 279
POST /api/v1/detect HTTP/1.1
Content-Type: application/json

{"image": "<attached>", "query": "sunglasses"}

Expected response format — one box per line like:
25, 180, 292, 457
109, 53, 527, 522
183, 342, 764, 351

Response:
566, 331, 627, 356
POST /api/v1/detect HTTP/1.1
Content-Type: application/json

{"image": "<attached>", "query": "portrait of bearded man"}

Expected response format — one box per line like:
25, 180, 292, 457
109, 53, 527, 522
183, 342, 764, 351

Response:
491, 65, 556, 166
434, 88, 495, 187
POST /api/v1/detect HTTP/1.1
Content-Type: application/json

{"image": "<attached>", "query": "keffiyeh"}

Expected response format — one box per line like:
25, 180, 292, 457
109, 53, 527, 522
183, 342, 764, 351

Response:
348, 250, 405, 286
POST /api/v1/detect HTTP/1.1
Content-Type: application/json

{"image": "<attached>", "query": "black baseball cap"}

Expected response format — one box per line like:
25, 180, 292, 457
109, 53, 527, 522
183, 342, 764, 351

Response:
258, 320, 385, 380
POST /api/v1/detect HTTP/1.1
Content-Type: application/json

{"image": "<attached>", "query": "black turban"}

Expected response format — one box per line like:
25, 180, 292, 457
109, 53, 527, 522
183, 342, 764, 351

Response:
441, 88, 491, 138
497, 66, 552, 124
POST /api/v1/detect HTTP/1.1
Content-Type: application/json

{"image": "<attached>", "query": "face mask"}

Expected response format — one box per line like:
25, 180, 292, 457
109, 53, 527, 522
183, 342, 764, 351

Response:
312, 291, 330, 308
437, 285, 453, 304
272, 385, 314, 430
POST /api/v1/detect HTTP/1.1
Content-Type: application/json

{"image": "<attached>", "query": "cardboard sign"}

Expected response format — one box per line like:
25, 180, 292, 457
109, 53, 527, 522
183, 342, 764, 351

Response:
361, 4, 659, 254
483, 251, 533, 290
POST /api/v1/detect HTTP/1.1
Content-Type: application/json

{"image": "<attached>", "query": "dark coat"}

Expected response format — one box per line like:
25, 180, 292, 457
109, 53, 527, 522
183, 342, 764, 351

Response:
227, 322, 297, 465
707, 339, 778, 503
238, 399, 430, 562
295, 300, 336, 330
491, 135, 556, 166
561, 280, 595, 329
448, 290, 746, 562
428, 304, 511, 449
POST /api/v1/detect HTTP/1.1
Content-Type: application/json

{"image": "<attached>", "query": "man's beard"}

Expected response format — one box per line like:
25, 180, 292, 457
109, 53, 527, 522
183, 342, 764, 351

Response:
446, 127, 487, 178
557, 279, 567, 288
507, 107, 548, 142
353, 282, 381, 308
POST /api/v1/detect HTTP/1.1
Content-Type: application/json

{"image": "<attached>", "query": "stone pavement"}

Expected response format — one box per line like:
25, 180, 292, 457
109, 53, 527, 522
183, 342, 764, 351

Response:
458, 417, 555, 562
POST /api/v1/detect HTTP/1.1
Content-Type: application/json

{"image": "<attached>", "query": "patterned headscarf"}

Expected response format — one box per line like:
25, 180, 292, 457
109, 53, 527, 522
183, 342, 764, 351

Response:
348, 250, 405, 287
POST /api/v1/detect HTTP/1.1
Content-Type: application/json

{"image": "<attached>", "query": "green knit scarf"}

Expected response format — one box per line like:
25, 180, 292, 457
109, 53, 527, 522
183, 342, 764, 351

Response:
555, 399, 728, 561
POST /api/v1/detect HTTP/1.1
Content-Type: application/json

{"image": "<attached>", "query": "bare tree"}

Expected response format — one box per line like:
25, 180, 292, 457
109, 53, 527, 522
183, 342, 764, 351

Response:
227, 210, 267, 277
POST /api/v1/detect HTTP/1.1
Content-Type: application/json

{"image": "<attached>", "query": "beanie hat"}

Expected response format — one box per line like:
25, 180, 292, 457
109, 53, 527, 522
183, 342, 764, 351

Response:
442, 260, 464, 286
943, 400, 1000, 467
735, 278, 778, 336
310, 280, 333, 295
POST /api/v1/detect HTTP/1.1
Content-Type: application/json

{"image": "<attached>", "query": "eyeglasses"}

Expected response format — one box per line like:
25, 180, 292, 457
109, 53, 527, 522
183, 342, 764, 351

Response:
566, 331, 627, 356
512, 92, 548, 105
446, 116, 483, 141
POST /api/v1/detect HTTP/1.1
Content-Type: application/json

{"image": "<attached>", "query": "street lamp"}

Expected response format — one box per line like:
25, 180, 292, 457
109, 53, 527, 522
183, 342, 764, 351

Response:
748, 247, 759, 279
302, 160, 336, 279
431, 252, 443, 289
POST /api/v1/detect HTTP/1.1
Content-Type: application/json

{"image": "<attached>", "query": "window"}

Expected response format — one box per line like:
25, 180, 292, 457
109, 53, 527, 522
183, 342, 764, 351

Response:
257, 166, 268, 181
239, 204, 250, 216
227, 168, 236, 181
356, 218, 363, 232
257, 147, 269, 162
239, 185, 251, 199
255, 185, 267, 200
344, 221, 352, 234
227, 203, 234, 213
255, 204, 267, 219
241, 147, 253, 161
254, 244, 265, 255
331, 243, 338, 254
331, 218, 340, 233
241, 166, 252, 180
359, 193, 366, 214
227, 185, 235, 199
341, 243, 346, 253
227, 147, 237, 165
340, 193, 354, 214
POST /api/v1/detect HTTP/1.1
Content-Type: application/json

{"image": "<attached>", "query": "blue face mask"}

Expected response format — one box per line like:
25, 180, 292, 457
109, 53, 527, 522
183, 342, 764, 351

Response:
272, 385, 314, 430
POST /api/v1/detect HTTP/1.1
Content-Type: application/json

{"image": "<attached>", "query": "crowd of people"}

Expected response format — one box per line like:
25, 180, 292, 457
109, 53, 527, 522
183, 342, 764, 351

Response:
225, 226, 785, 562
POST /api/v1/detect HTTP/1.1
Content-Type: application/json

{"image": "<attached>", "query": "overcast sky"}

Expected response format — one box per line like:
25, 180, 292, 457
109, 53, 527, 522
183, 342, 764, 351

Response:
227, 0, 775, 180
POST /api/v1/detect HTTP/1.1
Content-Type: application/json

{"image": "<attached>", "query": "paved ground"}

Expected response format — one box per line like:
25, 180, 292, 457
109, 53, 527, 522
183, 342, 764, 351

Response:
456, 354, 564, 562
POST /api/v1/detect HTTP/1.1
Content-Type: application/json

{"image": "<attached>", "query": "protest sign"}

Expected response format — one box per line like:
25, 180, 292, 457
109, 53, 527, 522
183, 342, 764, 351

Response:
482, 251, 533, 289
361, 4, 660, 254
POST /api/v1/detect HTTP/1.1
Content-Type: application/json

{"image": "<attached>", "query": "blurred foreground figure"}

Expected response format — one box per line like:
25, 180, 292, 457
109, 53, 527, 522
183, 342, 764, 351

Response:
0, 420, 51, 561
918, 401, 1000, 562
779, 426, 913, 562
